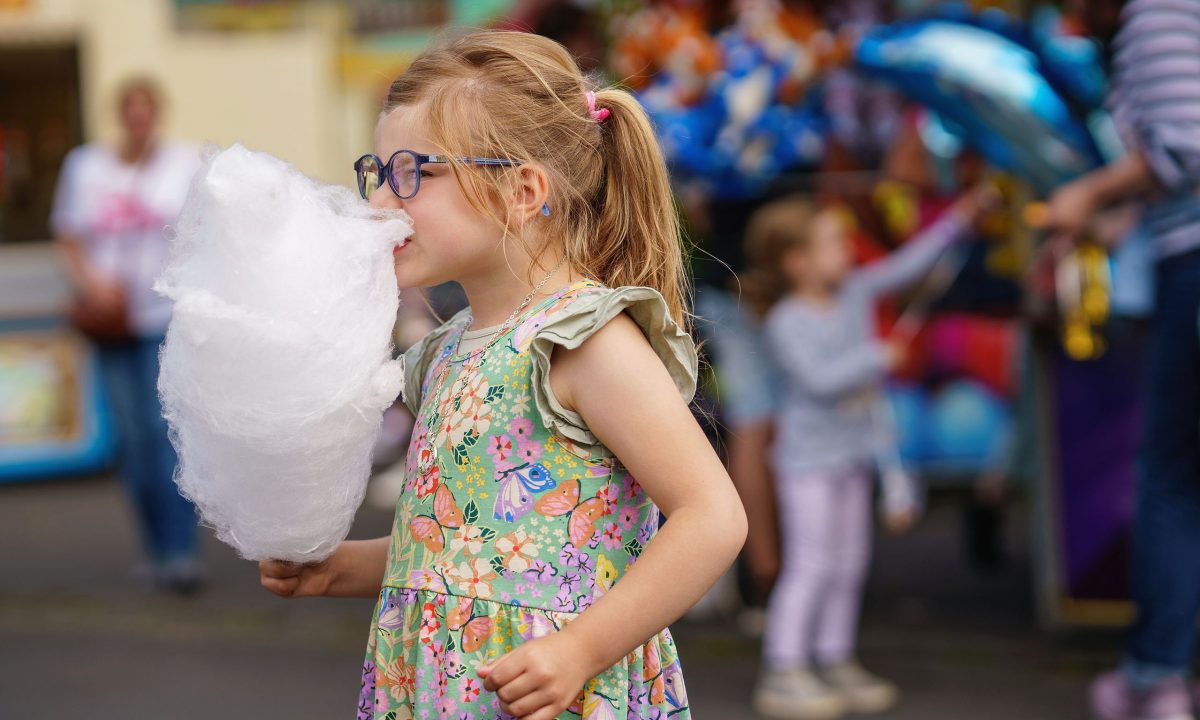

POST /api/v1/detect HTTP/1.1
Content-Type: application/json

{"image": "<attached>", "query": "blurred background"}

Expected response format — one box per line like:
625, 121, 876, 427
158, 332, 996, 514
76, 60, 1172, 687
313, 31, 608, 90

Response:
0, 0, 1167, 718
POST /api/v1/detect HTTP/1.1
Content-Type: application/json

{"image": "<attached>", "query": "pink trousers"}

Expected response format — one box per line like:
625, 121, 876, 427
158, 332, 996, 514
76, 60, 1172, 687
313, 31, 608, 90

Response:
762, 466, 873, 669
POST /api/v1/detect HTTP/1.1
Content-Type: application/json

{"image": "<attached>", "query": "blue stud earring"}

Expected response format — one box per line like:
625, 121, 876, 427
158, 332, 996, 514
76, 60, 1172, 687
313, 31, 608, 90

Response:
541, 202, 551, 217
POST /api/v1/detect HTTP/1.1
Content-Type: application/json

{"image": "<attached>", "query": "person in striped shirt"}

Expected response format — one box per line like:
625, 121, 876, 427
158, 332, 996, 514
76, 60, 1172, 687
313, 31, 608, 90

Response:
1047, 1, 1200, 718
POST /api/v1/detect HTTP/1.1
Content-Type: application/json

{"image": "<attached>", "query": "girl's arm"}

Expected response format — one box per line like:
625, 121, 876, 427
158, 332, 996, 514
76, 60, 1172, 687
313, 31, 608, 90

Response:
851, 189, 984, 298
479, 314, 748, 720
259, 536, 390, 599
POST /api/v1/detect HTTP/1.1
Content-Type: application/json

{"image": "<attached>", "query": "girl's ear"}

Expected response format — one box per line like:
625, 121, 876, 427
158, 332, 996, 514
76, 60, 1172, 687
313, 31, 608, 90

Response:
510, 163, 551, 227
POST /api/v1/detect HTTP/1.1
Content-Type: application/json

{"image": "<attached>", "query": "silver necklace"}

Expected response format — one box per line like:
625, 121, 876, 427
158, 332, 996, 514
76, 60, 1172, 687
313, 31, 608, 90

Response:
418, 258, 568, 475
457, 257, 568, 361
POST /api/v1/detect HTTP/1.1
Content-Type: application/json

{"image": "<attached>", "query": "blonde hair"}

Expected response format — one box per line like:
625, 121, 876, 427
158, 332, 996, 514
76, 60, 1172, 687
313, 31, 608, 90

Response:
384, 30, 690, 328
738, 196, 823, 317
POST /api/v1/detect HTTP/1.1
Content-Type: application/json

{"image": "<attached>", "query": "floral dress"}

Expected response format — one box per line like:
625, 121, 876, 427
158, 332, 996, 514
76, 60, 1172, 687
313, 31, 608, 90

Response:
358, 281, 700, 720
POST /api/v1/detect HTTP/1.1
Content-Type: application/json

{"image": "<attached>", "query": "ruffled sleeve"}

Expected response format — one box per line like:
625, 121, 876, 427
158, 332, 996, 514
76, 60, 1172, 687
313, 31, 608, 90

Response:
397, 309, 470, 415
527, 286, 698, 458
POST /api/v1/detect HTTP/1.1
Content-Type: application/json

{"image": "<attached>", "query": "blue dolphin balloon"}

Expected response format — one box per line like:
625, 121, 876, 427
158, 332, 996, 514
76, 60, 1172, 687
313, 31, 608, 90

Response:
855, 15, 1107, 194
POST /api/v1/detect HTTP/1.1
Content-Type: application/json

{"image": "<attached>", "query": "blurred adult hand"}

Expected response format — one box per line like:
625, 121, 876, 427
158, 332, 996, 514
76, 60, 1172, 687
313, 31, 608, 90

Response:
69, 279, 132, 340
1043, 151, 1158, 246
1043, 178, 1101, 244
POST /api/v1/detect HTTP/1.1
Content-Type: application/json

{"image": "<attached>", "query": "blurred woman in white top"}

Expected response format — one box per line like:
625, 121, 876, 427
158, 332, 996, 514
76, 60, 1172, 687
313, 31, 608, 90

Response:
51, 77, 204, 593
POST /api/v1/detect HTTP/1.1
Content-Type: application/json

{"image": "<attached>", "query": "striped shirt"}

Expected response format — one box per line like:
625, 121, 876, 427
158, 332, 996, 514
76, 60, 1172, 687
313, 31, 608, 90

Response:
1109, 0, 1200, 258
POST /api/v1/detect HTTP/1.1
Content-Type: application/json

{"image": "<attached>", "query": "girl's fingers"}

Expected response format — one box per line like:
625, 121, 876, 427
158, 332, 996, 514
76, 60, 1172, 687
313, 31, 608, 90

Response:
261, 575, 298, 597
260, 560, 302, 579
481, 654, 523, 692
479, 666, 500, 692
523, 705, 562, 720
259, 578, 291, 595
495, 671, 543, 707
506, 689, 554, 718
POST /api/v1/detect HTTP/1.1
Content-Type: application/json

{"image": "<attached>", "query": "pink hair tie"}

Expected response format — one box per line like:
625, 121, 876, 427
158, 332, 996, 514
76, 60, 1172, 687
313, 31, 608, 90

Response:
586, 91, 610, 123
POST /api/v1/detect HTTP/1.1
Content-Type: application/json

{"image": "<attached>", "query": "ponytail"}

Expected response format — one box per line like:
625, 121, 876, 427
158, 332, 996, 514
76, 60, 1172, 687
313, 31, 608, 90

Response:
575, 89, 690, 329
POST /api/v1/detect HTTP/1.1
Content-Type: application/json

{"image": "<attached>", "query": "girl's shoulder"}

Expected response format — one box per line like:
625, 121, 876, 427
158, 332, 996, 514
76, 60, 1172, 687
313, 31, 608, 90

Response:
526, 284, 695, 375
529, 283, 687, 344
523, 283, 699, 458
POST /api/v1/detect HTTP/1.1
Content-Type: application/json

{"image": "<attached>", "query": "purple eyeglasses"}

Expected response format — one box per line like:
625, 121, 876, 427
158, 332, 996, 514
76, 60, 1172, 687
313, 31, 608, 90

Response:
353, 150, 515, 201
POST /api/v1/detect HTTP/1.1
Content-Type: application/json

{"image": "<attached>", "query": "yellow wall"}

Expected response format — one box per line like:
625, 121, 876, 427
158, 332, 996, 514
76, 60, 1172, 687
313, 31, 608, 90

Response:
1, 0, 377, 184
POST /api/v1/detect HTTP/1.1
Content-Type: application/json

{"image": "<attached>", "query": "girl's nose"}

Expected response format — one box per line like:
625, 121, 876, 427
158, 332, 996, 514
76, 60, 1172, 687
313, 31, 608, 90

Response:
368, 187, 404, 211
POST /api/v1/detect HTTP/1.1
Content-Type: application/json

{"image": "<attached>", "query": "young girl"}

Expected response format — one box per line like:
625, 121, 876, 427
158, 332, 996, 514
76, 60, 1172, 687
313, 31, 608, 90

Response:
259, 31, 747, 720
749, 191, 989, 720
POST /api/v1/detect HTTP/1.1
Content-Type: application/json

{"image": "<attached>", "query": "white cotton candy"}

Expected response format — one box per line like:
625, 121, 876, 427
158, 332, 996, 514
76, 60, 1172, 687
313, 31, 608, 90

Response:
155, 143, 412, 563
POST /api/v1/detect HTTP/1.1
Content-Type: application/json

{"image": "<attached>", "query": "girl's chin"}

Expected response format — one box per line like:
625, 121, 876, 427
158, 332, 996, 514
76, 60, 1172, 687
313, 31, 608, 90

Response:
392, 249, 456, 290
393, 271, 421, 290
393, 263, 437, 291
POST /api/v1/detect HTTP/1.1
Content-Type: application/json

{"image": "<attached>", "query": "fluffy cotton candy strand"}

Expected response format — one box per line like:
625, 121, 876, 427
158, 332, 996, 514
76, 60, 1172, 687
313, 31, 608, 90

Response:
155, 143, 412, 563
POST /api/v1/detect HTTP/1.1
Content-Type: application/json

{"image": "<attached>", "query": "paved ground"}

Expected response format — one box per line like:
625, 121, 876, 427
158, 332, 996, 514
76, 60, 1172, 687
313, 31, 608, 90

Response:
0, 474, 1115, 719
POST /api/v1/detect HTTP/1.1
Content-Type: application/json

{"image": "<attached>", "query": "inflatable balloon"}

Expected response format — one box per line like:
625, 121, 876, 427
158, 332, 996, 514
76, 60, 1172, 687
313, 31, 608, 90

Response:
926, 380, 1012, 471
855, 15, 1106, 193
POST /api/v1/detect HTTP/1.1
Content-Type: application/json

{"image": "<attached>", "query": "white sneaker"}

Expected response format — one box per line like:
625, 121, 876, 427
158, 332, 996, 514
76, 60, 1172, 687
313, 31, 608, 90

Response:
754, 668, 847, 720
820, 661, 899, 714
